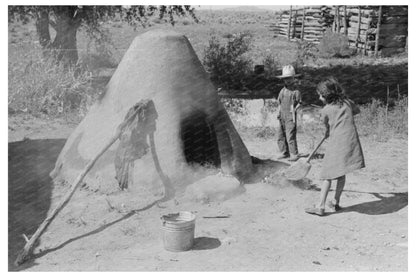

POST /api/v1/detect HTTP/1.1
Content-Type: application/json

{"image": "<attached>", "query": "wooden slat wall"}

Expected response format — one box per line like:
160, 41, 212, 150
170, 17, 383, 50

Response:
268, 5, 408, 56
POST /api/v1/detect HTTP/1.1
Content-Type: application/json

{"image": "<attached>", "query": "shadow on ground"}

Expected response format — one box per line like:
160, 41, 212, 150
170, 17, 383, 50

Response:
32, 200, 160, 261
192, 237, 221, 250
335, 192, 408, 215
8, 138, 66, 271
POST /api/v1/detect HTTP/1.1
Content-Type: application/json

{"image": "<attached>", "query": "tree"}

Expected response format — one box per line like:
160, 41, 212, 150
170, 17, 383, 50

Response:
8, 5, 198, 65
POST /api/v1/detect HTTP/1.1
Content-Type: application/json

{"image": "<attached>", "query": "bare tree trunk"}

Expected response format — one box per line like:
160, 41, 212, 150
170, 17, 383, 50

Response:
51, 7, 81, 65
35, 9, 51, 48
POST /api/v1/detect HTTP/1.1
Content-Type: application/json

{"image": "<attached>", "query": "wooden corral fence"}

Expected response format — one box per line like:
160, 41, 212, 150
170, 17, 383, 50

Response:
269, 5, 408, 56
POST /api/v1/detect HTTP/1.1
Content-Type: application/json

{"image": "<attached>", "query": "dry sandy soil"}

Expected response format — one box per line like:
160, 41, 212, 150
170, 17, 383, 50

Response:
8, 114, 408, 271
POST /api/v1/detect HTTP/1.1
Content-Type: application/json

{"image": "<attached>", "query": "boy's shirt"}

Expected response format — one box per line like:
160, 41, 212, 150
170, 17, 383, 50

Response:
277, 87, 302, 117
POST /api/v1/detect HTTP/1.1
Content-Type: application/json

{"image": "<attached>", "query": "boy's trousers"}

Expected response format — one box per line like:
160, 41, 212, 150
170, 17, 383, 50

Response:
277, 112, 298, 156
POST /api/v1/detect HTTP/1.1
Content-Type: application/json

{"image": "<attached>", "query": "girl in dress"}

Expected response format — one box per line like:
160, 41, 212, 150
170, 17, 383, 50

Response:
305, 77, 365, 216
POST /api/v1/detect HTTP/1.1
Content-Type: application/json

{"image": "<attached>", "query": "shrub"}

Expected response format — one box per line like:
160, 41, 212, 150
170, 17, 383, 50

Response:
256, 126, 276, 139
318, 29, 354, 58
295, 41, 318, 66
220, 98, 247, 115
262, 53, 280, 78
9, 43, 96, 116
152, 17, 164, 24
181, 19, 192, 25
203, 32, 253, 90
80, 26, 117, 72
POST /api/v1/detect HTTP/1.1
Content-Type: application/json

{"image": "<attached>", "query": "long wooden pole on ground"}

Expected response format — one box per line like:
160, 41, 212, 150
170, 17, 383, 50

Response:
14, 100, 153, 266
375, 5, 383, 57
288, 6, 292, 40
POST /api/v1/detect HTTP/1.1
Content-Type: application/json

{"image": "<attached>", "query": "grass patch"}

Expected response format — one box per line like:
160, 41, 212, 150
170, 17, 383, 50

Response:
8, 41, 96, 117
355, 97, 408, 141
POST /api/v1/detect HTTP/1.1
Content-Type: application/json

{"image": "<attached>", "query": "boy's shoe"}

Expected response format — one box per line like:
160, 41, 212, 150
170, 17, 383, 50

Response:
288, 155, 299, 162
305, 207, 325, 216
276, 153, 289, 159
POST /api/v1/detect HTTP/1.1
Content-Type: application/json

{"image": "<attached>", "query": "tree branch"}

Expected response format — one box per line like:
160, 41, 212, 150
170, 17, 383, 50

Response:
49, 19, 57, 30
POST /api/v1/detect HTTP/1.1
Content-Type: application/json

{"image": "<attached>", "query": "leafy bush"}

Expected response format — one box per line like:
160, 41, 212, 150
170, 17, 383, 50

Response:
9, 43, 96, 116
318, 29, 354, 58
203, 32, 253, 90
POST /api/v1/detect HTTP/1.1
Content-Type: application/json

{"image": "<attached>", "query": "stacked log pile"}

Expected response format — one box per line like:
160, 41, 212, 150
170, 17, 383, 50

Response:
269, 6, 327, 43
269, 5, 408, 56
301, 7, 327, 43
330, 6, 378, 53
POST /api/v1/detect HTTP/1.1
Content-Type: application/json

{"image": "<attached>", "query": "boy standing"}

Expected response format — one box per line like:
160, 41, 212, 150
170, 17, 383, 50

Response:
276, 65, 302, 161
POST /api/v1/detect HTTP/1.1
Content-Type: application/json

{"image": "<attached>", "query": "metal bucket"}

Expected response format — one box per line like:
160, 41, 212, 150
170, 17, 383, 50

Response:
161, 211, 196, 252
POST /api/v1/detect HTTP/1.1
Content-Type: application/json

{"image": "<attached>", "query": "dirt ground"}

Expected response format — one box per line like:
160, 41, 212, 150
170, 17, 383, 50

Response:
8, 114, 408, 271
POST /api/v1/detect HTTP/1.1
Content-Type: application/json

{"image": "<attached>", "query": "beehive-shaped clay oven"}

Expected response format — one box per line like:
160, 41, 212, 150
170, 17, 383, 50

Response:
50, 29, 253, 197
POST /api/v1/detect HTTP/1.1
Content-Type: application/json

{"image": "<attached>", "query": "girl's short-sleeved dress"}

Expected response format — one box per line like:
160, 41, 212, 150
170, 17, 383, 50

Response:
320, 100, 365, 179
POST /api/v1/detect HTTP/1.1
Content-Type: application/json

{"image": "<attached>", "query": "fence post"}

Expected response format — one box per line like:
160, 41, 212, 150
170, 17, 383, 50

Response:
355, 6, 362, 50
301, 7, 306, 40
292, 9, 298, 39
364, 30, 368, 56
336, 6, 341, 33
333, 6, 338, 32
288, 6, 292, 40
397, 84, 400, 99
343, 5, 348, 35
386, 85, 389, 122
375, 5, 383, 57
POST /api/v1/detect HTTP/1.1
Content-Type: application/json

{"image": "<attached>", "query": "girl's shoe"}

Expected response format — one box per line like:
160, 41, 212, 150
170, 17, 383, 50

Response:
276, 153, 289, 159
328, 201, 342, 211
305, 207, 325, 216
288, 155, 299, 162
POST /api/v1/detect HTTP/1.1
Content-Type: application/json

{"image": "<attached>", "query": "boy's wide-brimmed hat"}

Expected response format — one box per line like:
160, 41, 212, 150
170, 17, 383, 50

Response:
276, 65, 301, 78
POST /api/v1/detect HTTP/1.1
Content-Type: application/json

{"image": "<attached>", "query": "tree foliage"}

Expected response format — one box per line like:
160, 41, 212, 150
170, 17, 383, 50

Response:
8, 5, 198, 64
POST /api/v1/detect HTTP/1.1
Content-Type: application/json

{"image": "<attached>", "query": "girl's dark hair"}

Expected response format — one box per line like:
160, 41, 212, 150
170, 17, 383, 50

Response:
316, 77, 347, 105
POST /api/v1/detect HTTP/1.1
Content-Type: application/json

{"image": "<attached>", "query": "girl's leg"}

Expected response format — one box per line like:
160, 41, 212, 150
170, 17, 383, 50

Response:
334, 175, 346, 206
305, 179, 331, 216
319, 179, 332, 210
